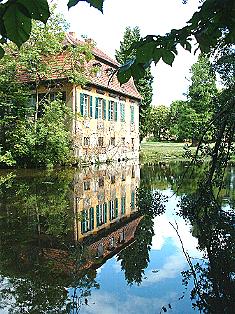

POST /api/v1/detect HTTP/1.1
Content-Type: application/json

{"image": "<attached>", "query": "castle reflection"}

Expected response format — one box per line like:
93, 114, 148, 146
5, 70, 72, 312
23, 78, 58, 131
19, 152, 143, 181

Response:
0, 161, 142, 313
71, 161, 141, 269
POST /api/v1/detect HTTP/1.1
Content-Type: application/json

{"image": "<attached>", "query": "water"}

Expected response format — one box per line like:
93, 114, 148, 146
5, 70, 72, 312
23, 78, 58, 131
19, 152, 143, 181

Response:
0, 161, 234, 314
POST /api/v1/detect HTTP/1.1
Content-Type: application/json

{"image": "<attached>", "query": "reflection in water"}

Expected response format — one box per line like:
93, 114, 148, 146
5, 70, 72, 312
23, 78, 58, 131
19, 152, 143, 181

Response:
0, 161, 144, 313
0, 161, 234, 313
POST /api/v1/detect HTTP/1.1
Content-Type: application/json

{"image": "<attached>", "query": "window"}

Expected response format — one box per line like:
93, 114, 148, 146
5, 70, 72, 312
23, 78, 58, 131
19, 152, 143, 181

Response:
109, 237, 115, 249
111, 175, 115, 184
120, 103, 125, 122
84, 137, 90, 146
110, 198, 118, 220
81, 207, 94, 234
108, 101, 117, 121
84, 181, 90, 191
131, 138, 135, 151
121, 137, 125, 145
95, 97, 106, 120
96, 203, 107, 227
83, 94, 89, 117
97, 242, 104, 257
110, 137, 115, 146
119, 230, 125, 243
98, 177, 104, 187
130, 105, 134, 124
98, 137, 104, 147
121, 173, 126, 181
80, 93, 92, 118
131, 165, 135, 178
81, 209, 89, 233
121, 195, 126, 215
30, 91, 66, 119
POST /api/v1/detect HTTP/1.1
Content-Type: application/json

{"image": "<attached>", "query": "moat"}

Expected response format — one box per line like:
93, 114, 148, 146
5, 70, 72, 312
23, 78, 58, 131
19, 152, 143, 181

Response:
0, 161, 234, 313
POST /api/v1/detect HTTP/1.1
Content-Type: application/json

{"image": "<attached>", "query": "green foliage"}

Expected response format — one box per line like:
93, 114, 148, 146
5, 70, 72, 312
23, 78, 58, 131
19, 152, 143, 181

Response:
149, 105, 170, 141
0, 0, 101, 56
169, 55, 217, 144
117, 0, 235, 84
188, 54, 217, 113
2, 99, 73, 168
213, 46, 235, 88
0, 0, 50, 49
117, 188, 166, 285
0, 169, 100, 313
115, 26, 153, 140
68, 0, 104, 12
0, 0, 234, 86
32, 99, 73, 167
0, 50, 73, 168
0, 5, 95, 168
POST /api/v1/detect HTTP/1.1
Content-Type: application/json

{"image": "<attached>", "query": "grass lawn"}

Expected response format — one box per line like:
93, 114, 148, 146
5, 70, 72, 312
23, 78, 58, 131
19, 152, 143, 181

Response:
140, 141, 196, 163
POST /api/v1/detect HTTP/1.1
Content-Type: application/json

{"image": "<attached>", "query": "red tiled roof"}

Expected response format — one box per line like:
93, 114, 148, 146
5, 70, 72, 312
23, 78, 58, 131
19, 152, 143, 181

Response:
18, 33, 141, 100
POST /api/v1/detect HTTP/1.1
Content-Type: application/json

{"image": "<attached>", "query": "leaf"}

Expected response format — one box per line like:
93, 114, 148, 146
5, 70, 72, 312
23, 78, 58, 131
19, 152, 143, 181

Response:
136, 41, 155, 63
3, 3, 32, 47
131, 63, 146, 81
162, 50, 175, 66
117, 59, 135, 84
0, 46, 4, 58
153, 48, 163, 63
17, 0, 50, 23
68, 0, 104, 12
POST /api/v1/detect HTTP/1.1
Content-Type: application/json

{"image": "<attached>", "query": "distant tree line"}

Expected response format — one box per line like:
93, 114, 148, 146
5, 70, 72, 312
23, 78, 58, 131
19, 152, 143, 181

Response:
146, 54, 221, 145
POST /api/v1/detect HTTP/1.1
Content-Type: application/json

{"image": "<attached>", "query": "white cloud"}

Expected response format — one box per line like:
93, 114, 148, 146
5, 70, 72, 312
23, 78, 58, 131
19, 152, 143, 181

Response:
80, 289, 177, 314
150, 189, 202, 258
142, 253, 186, 285
57, 0, 201, 105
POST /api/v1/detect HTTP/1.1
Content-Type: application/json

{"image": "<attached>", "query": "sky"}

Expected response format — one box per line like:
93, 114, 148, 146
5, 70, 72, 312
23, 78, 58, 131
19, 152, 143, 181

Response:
56, 0, 201, 106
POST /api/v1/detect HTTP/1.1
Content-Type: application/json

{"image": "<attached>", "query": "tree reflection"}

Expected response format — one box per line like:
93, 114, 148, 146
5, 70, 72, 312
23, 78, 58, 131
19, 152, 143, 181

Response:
0, 170, 100, 313
117, 187, 167, 285
140, 162, 234, 313
178, 183, 235, 313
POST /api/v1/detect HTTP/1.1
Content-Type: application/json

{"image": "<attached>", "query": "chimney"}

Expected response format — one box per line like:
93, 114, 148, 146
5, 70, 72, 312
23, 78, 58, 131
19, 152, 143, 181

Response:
68, 31, 77, 38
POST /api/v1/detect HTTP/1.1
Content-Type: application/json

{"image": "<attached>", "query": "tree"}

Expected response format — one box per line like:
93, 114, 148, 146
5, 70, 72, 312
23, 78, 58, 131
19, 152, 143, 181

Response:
148, 105, 170, 141
169, 55, 217, 144
115, 26, 153, 141
0, 53, 31, 166
1, 1, 234, 81
0, 5, 94, 168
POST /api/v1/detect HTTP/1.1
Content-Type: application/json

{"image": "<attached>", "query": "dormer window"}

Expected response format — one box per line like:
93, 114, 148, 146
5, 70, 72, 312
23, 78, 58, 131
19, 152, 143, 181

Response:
93, 62, 102, 78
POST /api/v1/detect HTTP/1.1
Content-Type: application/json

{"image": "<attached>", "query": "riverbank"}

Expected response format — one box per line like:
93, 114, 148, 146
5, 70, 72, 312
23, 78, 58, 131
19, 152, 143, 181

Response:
140, 142, 196, 163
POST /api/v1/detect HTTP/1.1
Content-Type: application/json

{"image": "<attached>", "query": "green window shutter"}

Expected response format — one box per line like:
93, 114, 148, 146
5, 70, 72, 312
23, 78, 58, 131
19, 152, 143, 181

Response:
95, 97, 99, 119
75, 92, 78, 114
115, 198, 118, 218
123, 103, 125, 122
96, 205, 99, 227
131, 191, 135, 209
131, 106, 134, 124
81, 210, 86, 234
120, 103, 122, 122
108, 101, 111, 121
89, 207, 94, 230
103, 99, 106, 120
90, 95, 93, 118
81, 211, 84, 233
121, 196, 126, 215
104, 203, 107, 223
120, 104, 125, 122
80, 93, 84, 116
114, 102, 118, 121
109, 200, 112, 219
